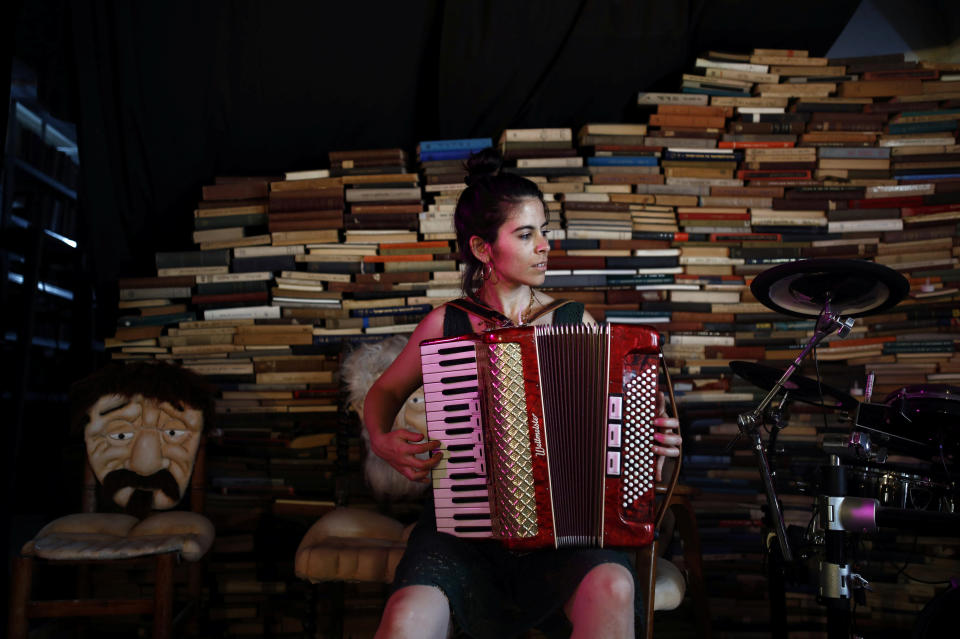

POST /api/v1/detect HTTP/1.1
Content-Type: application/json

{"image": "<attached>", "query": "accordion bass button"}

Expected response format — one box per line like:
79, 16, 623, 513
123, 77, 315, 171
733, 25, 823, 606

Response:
607, 422, 622, 447
608, 395, 623, 420
606, 451, 622, 476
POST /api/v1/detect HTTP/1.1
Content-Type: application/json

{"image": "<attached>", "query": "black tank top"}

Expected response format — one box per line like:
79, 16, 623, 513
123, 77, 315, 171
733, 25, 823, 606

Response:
441, 298, 585, 337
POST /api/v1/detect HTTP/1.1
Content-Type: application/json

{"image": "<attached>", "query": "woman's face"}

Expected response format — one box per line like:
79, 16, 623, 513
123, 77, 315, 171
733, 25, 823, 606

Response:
480, 197, 550, 288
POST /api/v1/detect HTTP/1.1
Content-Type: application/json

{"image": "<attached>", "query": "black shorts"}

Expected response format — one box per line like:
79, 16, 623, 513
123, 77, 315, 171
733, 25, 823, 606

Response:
391, 503, 642, 639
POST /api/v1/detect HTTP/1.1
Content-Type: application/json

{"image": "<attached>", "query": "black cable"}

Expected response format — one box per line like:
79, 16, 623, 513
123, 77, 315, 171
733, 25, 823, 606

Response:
938, 442, 950, 479
812, 344, 829, 432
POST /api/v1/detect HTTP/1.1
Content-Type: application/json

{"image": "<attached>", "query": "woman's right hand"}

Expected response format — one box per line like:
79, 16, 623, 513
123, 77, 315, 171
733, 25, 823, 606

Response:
369, 429, 442, 483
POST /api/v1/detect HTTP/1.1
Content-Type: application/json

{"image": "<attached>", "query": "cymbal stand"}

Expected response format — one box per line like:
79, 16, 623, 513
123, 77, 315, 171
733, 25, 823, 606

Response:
737, 301, 855, 564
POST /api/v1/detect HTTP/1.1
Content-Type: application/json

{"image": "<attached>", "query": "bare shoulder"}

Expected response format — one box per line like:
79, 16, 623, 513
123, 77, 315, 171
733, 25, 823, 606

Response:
411, 304, 447, 343
373, 304, 447, 400
534, 289, 557, 304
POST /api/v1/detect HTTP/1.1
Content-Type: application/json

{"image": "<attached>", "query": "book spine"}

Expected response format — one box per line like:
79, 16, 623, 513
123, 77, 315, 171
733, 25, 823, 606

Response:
117, 311, 197, 327
586, 156, 659, 166
155, 249, 230, 269
118, 286, 193, 300
418, 149, 475, 162
192, 291, 270, 305
194, 213, 268, 230
502, 128, 572, 143
203, 305, 282, 320
349, 304, 434, 317
232, 255, 297, 273
888, 120, 959, 135
418, 138, 493, 152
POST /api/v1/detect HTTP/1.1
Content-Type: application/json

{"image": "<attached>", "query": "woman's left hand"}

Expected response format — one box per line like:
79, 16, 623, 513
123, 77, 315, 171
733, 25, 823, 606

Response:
652, 392, 681, 482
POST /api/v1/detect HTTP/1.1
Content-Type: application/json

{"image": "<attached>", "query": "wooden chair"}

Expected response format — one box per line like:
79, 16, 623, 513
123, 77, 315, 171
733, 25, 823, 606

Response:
637, 483, 712, 639
8, 440, 214, 639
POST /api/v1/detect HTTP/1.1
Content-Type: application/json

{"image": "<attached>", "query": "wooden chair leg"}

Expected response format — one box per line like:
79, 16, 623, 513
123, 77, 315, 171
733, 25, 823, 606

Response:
332, 581, 345, 639
77, 564, 93, 598
303, 582, 317, 639
8, 554, 33, 639
185, 560, 203, 636
672, 497, 711, 639
636, 541, 658, 639
153, 553, 175, 639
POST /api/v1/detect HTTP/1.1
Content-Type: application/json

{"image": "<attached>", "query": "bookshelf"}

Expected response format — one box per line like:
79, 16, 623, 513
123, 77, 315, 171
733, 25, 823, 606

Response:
2, 73, 97, 516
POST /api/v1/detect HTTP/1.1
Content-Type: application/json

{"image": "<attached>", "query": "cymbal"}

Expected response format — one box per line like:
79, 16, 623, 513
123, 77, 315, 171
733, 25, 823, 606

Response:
750, 259, 909, 319
729, 360, 858, 411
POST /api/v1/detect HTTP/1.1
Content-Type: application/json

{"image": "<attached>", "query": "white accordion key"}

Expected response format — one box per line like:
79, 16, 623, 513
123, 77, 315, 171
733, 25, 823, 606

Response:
432, 475, 486, 489
427, 413, 483, 439
432, 433, 486, 477
436, 513, 492, 537
421, 344, 477, 366
424, 378, 480, 404
434, 487, 490, 509
422, 360, 480, 382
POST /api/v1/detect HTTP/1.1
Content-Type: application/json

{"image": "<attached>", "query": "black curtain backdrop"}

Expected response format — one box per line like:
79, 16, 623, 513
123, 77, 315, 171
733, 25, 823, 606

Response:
65, 0, 860, 333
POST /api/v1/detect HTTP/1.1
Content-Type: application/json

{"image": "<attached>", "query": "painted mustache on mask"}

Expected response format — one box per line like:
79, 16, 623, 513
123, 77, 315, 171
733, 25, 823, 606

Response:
101, 468, 182, 518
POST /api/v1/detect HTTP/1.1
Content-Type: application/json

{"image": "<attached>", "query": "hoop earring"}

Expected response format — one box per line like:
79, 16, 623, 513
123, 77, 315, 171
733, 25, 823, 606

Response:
481, 262, 492, 281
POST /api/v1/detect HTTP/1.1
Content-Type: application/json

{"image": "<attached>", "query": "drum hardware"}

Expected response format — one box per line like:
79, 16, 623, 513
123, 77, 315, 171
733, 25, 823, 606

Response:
821, 431, 887, 465
739, 260, 910, 639
816, 486, 960, 536
730, 301, 863, 566
853, 384, 960, 461
846, 465, 956, 513
730, 361, 858, 412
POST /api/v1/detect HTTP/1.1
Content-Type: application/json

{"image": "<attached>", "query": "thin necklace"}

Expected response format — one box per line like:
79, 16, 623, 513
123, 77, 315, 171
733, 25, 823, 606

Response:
477, 287, 538, 327
519, 287, 537, 325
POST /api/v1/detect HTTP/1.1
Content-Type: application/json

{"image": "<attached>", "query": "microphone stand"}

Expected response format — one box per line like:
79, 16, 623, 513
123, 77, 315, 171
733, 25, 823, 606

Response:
736, 300, 855, 634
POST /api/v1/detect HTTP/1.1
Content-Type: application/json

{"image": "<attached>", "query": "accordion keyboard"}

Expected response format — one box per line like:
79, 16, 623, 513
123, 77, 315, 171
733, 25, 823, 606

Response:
421, 340, 493, 537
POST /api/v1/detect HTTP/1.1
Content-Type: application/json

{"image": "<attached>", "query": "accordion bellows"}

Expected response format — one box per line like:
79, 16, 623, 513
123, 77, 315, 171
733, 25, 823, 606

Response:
420, 323, 661, 549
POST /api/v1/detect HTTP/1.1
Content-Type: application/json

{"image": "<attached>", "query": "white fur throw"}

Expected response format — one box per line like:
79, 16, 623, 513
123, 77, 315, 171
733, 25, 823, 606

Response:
342, 336, 429, 500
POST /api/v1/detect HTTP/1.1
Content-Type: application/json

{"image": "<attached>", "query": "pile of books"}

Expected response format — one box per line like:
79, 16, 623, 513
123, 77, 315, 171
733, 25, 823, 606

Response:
101, 49, 959, 635
625, 48, 960, 637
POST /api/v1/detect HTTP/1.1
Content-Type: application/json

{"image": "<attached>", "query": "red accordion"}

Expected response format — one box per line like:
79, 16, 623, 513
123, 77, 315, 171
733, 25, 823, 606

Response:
419, 323, 662, 550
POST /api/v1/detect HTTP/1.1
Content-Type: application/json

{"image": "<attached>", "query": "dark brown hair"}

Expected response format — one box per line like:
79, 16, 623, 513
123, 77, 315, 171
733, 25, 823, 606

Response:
70, 361, 214, 435
455, 148, 547, 300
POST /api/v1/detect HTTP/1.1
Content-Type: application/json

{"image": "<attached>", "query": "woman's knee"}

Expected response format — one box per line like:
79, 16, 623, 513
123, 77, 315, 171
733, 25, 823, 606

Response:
580, 563, 635, 607
377, 585, 450, 639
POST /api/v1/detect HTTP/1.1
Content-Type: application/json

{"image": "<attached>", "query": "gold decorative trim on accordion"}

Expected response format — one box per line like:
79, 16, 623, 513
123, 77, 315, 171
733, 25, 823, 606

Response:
485, 342, 538, 539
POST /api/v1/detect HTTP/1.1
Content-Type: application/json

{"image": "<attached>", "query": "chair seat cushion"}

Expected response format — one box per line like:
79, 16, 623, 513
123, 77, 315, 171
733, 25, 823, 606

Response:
295, 508, 412, 584
23, 511, 215, 562
653, 557, 686, 611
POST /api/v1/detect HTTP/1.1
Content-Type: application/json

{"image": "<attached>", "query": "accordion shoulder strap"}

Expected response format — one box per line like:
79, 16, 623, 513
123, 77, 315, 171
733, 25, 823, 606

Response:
444, 297, 580, 328
654, 351, 682, 531
444, 298, 511, 327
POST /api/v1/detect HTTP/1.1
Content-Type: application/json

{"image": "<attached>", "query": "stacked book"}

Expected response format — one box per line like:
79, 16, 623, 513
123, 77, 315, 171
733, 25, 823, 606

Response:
417, 137, 491, 241
501, 127, 585, 239
334, 148, 420, 246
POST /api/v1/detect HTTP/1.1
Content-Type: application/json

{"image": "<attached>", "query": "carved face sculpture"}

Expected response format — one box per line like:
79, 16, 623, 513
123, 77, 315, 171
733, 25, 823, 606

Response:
84, 393, 203, 514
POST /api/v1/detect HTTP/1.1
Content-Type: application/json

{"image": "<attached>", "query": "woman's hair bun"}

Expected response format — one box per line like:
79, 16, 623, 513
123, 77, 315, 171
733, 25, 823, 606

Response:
464, 147, 503, 186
